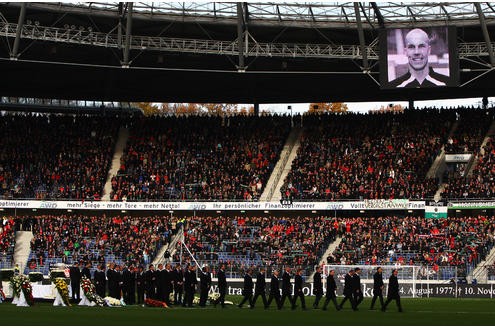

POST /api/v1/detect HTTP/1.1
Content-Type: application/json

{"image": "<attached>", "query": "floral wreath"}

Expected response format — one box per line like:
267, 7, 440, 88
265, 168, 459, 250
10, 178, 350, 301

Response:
53, 278, 71, 306
80, 277, 106, 307
144, 298, 168, 308
10, 274, 34, 304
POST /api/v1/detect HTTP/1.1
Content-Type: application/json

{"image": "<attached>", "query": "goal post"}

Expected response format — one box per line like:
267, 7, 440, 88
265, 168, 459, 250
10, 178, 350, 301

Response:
323, 264, 420, 298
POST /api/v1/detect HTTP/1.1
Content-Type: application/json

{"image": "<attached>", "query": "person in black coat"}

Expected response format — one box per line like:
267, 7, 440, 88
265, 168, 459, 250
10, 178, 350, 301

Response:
280, 267, 294, 309
322, 269, 340, 311
156, 263, 165, 301
292, 268, 306, 310
114, 265, 123, 299
266, 270, 281, 309
121, 265, 132, 304
312, 266, 323, 309
93, 264, 106, 297
353, 267, 363, 309
136, 266, 145, 304
382, 269, 402, 312
370, 267, 384, 310
184, 264, 198, 307
69, 262, 81, 301
215, 264, 227, 308
81, 262, 91, 279
339, 269, 356, 310
238, 269, 254, 308
199, 266, 212, 307
128, 265, 136, 305
251, 267, 268, 309
173, 264, 184, 306
164, 263, 174, 306
145, 264, 157, 300
106, 263, 117, 299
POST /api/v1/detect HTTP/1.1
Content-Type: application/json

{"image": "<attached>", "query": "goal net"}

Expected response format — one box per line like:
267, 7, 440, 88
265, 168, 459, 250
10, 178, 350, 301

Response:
323, 264, 420, 298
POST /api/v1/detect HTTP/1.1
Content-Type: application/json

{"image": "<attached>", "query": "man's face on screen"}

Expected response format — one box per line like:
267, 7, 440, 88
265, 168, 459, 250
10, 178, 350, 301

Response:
405, 29, 430, 71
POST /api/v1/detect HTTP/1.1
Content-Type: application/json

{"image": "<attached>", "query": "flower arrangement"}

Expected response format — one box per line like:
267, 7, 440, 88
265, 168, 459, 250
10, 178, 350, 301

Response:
21, 280, 34, 306
0, 287, 5, 303
144, 298, 168, 308
80, 277, 106, 307
53, 278, 71, 306
104, 296, 125, 307
10, 275, 29, 298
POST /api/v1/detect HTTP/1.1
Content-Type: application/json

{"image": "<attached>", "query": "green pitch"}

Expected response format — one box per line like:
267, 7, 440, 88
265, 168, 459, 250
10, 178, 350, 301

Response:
1, 296, 494, 325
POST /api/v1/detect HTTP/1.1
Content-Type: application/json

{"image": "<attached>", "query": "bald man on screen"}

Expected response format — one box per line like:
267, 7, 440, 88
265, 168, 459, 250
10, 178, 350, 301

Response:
389, 28, 450, 88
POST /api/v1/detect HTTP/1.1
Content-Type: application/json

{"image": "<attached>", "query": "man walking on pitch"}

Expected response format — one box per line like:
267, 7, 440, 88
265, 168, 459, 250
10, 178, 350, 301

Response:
353, 267, 363, 310
370, 267, 384, 310
238, 269, 254, 308
382, 269, 403, 312
292, 268, 306, 310
215, 264, 227, 308
339, 268, 355, 310
266, 269, 281, 310
199, 265, 211, 307
251, 267, 268, 309
312, 266, 323, 309
322, 269, 340, 311
280, 267, 294, 309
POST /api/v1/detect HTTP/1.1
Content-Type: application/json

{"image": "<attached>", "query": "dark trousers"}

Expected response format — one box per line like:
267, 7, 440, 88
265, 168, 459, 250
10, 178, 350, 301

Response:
122, 286, 131, 304
383, 295, 402, 312
339, 293, 355, 310
174, 286, 183, 305
146, 287, 155, 300
128, 287, 136, 305
280, 293, 294, 309
137, 288, 145, 304
353, 290, 363, 308
266, 293, 281, 309
164, 287, 172, 306
251, 292, 268, 308
292, 291, 306, 309
323, 295, 339, 310
71, 282, 80, 300
96, 284, 106, 298
215, 287, 226, 307
184, 288, 195, 307
199, 287, 208, 306
370, 291, 384, 309
238, 293, 253, 307
313, 292, 323, 308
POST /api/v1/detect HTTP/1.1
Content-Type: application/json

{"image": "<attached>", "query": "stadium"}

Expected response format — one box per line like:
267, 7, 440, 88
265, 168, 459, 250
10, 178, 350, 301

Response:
1, 1, 495, 326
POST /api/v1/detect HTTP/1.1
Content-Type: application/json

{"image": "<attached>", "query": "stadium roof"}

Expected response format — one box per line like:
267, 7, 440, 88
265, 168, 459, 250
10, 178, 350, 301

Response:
0, 2, 494, 104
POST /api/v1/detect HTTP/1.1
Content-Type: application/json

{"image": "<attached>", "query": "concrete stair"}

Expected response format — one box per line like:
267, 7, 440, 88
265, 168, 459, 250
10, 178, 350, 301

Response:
307, 237, 342, 282
468, 246, 495, 283
102, 127, 129, 201
260, 126, 303, 202
13, 231, 33, 273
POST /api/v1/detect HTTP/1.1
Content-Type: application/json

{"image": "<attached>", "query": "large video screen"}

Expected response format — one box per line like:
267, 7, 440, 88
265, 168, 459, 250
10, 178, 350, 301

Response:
380, 26, 459, 89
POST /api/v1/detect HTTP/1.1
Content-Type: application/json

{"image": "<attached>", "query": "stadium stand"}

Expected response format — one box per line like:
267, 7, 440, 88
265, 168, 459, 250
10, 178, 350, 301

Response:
109, 115, 291, 201
328, 215, 495, 279
0, 113, 120, 200
0, 216, 15, 269
22, 214, 173, 275
280, 109, 453, 200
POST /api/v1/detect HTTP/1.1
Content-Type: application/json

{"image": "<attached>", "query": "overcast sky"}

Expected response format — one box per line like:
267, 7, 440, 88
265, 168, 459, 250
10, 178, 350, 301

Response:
259, 97, 494, 114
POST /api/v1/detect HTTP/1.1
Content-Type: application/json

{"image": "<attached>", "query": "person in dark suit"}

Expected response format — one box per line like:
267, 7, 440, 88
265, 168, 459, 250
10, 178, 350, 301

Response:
128, 265, 136, 305
145, 264, 157, 300
382, 269, 402, 312
312, 266, 323, 309
184, 264, 197, 307
121, 264, 132, 304
353, 267, 363, 309
93, 264, 106, 297
370, 267, 384, 310
280, 267, 293, 309
106, 263, 117, 299
292, 268, 306, 310
238, 269, 254, 308
69, 262, 81, 301
81, 262, 91, 279
136, 266, 145, 304
266, 270, 281, 310
164, 263, 174, 306
322, 269, 340, 311
215, 264, 227, 308
339, 268, 355, 310
251, 267, 267, 309
114, 265, 123, 299
156, 263, 165, 301
173, 264, 184, 306
199, 266, 212, 307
